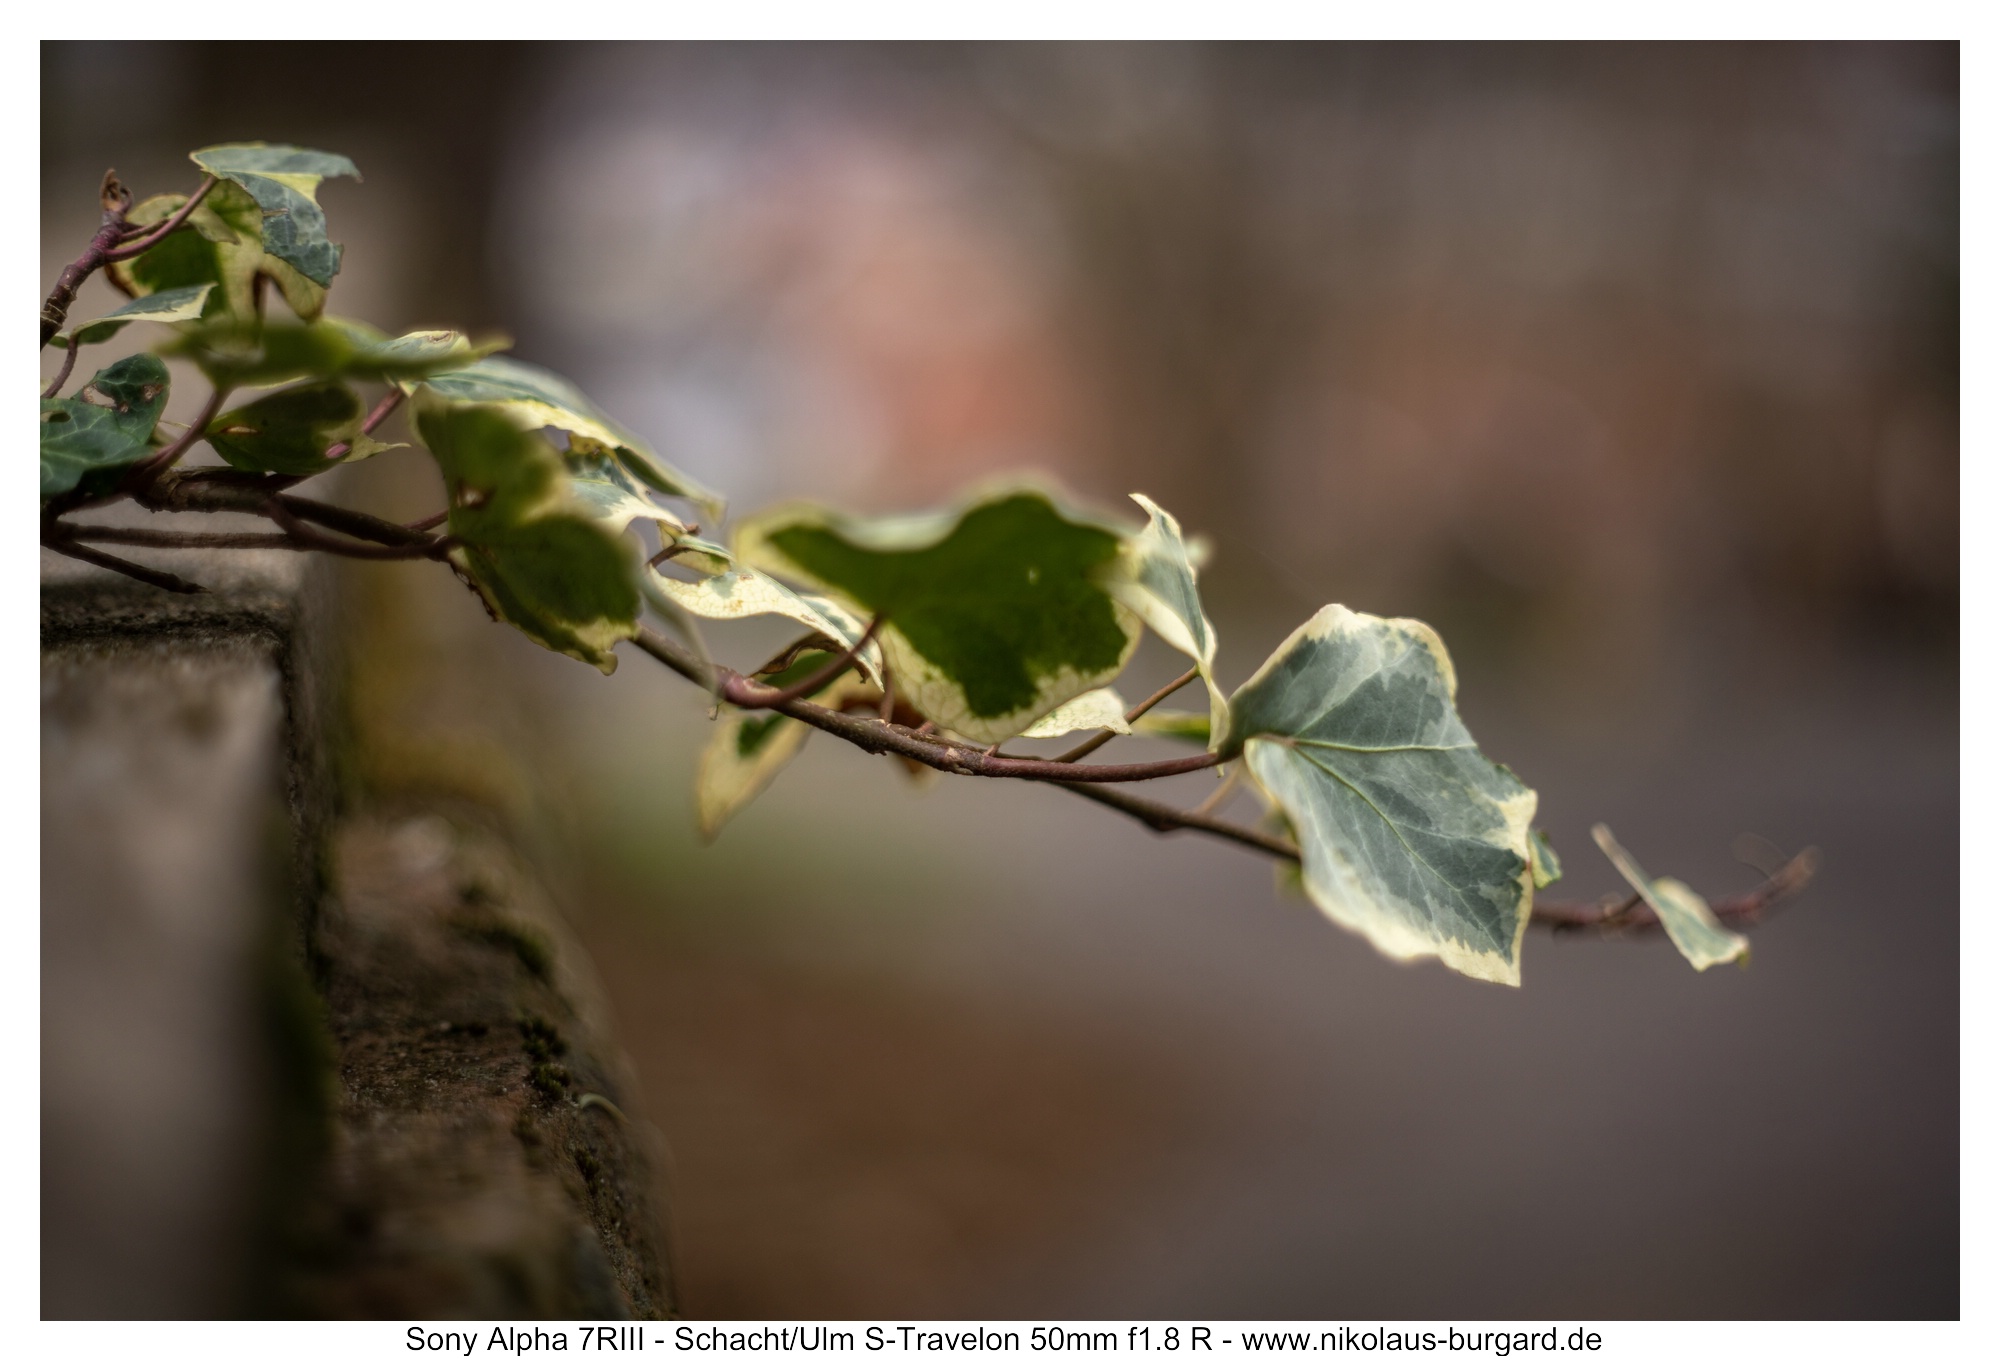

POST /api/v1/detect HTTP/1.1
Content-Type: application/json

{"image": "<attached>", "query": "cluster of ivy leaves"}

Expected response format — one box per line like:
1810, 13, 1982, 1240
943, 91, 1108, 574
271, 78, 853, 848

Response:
42, 142, 1749, 987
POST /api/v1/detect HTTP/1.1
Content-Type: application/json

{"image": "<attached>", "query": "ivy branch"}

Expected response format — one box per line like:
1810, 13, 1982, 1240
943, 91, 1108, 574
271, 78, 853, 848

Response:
39, 148, 1817, 985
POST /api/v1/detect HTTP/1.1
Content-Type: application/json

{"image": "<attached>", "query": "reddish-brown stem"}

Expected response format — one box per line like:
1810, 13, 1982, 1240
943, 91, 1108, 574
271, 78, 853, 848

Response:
1531, 850, 1819, 935
42, 341, 82, 399
406, 510, 450, 532
634, 627, 1220, 786
100, 176, 217, 263
1054, 665, 1199, 763
123, 387, 226, 490
729, 617, 884, 709
319, 388, 405, 464
42, 172, 133, 347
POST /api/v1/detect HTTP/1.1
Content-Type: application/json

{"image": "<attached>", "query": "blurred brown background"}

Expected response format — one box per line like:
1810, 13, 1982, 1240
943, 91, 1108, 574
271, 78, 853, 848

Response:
42, 41, 1957, 1318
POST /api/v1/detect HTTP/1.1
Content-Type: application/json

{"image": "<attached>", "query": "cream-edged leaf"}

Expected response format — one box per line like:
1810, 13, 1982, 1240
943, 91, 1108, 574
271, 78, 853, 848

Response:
407, 357, 724, 522
735, 488, 1142, 745
1591, 825, 1749, 971
1104, 493, 1228, 750
1229, 604, 1538, 986
415, 400, 640, 673
189, 142, 359, 286
648, 566, 884, 688
695, 651, 874, 838
57, 284, 215, 347
1020, 688, 1131, 739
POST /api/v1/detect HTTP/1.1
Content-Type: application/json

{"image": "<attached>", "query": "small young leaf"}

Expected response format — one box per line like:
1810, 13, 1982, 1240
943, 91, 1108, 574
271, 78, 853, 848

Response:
1591, 825, 1749, 971
735, 487, 1142, 745
408, 357, 724, 522
416, 400, 641, 673
695, 650, 874, 837
56, 284, 215, 347
1228, 604, 1539, 986
204, 381, 364, 475
646, 565, 885, 688
1020, 688, 1131, 739
189, 143, 360, 286
40, 354, 170, 499
1105, 493, 1229, 750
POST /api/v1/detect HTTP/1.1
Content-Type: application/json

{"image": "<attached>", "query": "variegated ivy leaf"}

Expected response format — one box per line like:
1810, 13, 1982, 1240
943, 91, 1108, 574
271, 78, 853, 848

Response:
406, 357, 725, 523
1531, 830, 1563, 889
415, 399, 640, 673
696, 649, 875, 838
1227, 604, 1539, 986
735, 488, 1142, 746
567, 444, 689, 540
168, 317, 507, 389
1591, 825, 1748, 971
189, 143, 360, 287
55, 284, 214, 347
1104, 493, 1229, 750
205, 381, 369, 476
1020, 688, 1131, 740
1131, 708, 1211, 745
40, 354, 170, 500
110, 182, 328, 323
647, 564, 884, 688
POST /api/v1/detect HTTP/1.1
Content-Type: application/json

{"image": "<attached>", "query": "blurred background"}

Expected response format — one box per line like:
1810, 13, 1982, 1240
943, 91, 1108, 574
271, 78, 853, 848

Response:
42, 42, 1958, 1317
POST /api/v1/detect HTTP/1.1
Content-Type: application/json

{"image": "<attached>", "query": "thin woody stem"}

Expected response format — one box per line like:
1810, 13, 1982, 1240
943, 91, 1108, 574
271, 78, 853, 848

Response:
101, 176, 217, 263
1054, 664, 1200, 763
41, 536, 204, 593
318, 388, 405, 464
633, 627, 1219, 785
42, 341, 83, 399
729, 617, 884, 710
42, 171, 132, 348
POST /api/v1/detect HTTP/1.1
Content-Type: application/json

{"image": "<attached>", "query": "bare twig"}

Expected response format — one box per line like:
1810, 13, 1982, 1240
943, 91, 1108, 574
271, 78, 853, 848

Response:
729, 617, 884, 709
1531, 849, 1819, 935
100, 176, 217, 263
318, 388, 405, 464
261, 496, 452, 560
42, 535, 204, 593
1054, 665, 1199, 763
41, 171, 133, 348
58, 525, 301, 551
1054, 781, 1304, 860
41, 341, 82, 399
634, 627, 1218, 785
124, 387, 226, 489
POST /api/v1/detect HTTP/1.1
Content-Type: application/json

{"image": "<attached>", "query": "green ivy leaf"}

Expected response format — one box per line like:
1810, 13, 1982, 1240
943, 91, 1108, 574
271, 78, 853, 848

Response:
735, 488, 1142, 745
168, 317, 506, 389
204, 381, 365, 476
416, 400, 641, 673
645, 565, 885, 688
1020, 688, 1131, 739
55, 284, 214, 347
189, 143, 360, 287
695, 650, 875, 838
1227, 604, 1539, 986
40, 354, 170, 499
110, 182, 327, 322
1105, 494, 1229, 750
407, 357, 724, 523
1591, 826, 1748, 971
